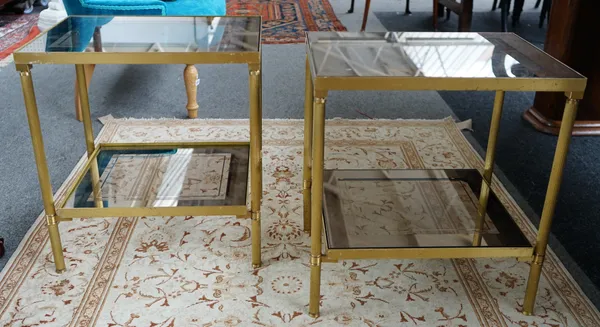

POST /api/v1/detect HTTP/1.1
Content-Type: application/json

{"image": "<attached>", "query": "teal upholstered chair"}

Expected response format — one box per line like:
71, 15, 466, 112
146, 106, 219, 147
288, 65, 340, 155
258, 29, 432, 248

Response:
62, 0, 225, 17
61, 0, 226, 120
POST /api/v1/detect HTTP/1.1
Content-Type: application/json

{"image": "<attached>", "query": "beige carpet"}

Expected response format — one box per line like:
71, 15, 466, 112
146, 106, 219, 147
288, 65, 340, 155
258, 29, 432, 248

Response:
0, 118, 598, 326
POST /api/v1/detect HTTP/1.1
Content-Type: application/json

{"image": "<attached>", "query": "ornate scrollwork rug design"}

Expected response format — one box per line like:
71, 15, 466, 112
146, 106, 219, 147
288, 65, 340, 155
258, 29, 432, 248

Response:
0, 118, 598, 326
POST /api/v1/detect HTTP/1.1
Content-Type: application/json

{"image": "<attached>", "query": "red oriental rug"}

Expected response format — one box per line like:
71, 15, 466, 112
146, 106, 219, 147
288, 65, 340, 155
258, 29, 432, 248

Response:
0, 14, 40, 61
227, 0, 347, 44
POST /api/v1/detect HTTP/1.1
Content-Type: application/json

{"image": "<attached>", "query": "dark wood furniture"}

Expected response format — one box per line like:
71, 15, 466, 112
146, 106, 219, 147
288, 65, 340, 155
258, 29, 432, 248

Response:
433, 0, 473, 31
524, 0, 600, 135
539, 0, 551, 27
359, 0, 410, 31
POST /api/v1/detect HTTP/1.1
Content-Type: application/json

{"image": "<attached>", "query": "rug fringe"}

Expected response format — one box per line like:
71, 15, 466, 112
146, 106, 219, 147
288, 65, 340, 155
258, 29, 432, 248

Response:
102, 116, 458, 123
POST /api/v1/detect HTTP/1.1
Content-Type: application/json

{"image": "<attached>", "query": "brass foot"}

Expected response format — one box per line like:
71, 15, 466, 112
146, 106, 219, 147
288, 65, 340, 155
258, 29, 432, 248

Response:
252, 263, 261, 269
308, 312, 319, 319
56, 268, 66, 274
522, 310, 532, 316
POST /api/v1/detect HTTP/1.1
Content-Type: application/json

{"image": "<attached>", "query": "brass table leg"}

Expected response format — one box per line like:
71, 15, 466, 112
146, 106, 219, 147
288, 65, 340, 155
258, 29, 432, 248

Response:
309, 94, 326, 318
18, 64, 66, 273
249, 64, 262, 268
74, 64, 95, 122
184, 64, 199, 119
473, 90, 504, 246
522, 95, 580, 315
75, 65, 103, 208
303, 56, 314, 234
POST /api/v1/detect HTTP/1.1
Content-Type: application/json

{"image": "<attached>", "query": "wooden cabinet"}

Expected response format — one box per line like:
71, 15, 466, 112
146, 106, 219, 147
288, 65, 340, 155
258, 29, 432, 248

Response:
524, 0, 600, 135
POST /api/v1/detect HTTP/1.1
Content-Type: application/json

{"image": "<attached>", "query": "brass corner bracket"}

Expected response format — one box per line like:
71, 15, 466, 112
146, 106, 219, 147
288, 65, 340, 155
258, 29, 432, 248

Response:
251, 211, 261, 222
45, 214, 58, 225
532, 253, 545, 265
303, 180, 312, 190
310, 254, 321, 266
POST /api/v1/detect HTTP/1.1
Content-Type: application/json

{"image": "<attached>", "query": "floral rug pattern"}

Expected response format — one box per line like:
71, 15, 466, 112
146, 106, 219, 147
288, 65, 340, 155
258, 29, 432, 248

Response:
227, 0, 346, 44
0, 14, 39, 61
0, 119, 599, 326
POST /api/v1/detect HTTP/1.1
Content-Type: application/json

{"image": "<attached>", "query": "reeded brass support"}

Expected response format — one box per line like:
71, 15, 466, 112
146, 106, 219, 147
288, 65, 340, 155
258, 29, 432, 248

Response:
309, 94, 326, 318
45, 214, 66, 273
75, 64, 104, 208
20, 67, 66, 273
522, 97, 579, 315
303, 56, 314, 234
473, 90, 504, 246
249, 63, 262, 269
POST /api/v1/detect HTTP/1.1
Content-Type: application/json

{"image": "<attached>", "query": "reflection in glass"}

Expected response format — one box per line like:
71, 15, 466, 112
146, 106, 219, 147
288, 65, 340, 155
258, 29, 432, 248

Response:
64, 146, 249, 209
322, 169, 530, 249
308, 32, 582, 79
18, 16, 261, 54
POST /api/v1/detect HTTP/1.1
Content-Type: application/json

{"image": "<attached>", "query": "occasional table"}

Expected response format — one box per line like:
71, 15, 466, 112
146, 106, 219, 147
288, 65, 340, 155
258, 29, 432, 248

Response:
14, 16, 264, 271
303, 31, 587, 317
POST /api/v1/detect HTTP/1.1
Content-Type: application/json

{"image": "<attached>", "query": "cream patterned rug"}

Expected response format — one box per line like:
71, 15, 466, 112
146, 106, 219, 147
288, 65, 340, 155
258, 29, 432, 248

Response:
1, 118, 599, 327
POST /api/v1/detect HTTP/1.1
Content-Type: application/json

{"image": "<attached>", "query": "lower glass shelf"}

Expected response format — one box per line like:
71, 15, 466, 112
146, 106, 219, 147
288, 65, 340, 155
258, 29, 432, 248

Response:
57, 143, 249, 217
322, 169, 531, 256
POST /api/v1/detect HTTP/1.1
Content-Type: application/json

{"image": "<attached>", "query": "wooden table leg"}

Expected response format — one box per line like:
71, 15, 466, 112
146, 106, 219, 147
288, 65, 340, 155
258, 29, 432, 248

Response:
361, 0, 372, 31
184, 64, 199, 119
433, 0, 439, 29
458, 0, 473, 31
512, 0, 525, 27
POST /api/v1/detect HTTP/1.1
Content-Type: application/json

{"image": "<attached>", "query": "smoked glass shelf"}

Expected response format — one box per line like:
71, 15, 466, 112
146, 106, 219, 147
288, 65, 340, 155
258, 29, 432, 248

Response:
56, 143, 250, 218
320, 169, 532, 260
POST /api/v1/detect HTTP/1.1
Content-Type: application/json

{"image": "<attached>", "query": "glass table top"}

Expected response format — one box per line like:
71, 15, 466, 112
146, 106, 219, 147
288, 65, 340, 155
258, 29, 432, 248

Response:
63, 145, 249, 209
322, 169, 530, 250
307, 32, 583, 79
17, 16, 260, 55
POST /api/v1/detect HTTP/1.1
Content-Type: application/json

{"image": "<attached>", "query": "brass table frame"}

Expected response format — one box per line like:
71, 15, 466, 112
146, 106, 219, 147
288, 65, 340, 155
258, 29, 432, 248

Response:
14, 16, 264, 272
303, 45, 587, 317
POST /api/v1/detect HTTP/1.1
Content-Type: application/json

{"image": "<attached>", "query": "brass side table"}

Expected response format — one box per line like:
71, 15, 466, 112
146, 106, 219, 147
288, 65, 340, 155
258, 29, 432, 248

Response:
14, 16, 264, 271
303, 32, 587, 317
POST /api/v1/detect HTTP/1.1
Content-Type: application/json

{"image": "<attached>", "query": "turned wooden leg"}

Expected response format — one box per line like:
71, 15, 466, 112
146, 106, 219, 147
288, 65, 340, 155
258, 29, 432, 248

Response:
348, 0, 355, 13
433, 0, 440, 30
361, 0, 371, 31
74, 64, 95, 122
184, 64, 199, 119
